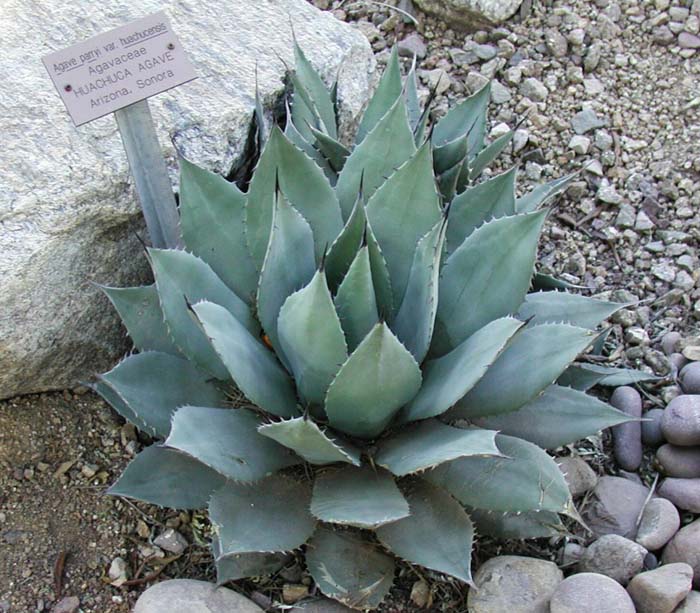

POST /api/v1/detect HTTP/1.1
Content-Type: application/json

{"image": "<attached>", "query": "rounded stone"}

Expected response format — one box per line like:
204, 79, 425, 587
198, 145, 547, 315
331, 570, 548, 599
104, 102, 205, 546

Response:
663, 519, 700, 588
641, 408, 666, 447
658, 478, 700, 513
467, 555, 564, 613
611, 386, 643, 471
133, 579, 264, 613
550, 573, 636, 613
657, 445, 700, 478
556, 456, 598, 497
627, 563, 693, 613
676, 591, 700, 612
578, 535, 647, 585
635, 498, 681, 551
583, 476, 650, 538
671, 353, 691, 375
661, 396, 700, 446
681, 363, 700, 395
661, 331, 682, 356
294, 598, 354, 612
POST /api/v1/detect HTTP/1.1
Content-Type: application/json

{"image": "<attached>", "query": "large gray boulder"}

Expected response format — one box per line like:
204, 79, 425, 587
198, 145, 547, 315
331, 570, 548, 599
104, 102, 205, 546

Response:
0, 0, 374, 399
412, 0, 523, 26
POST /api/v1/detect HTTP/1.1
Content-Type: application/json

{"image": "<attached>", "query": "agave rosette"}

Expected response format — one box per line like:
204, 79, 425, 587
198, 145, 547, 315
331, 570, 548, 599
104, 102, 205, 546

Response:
94, 45, 650, 609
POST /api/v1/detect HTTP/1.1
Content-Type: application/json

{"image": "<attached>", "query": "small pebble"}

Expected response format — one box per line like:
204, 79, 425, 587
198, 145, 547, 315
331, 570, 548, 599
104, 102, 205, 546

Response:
153, 528, 188, 555
578, 535, 647, 585
627, 563, 693, 613
635, 497, 681, 551
661, 396, 700, 446
550, 573, 635, 612
658, 478, 700, 512
661, 331, 682, 356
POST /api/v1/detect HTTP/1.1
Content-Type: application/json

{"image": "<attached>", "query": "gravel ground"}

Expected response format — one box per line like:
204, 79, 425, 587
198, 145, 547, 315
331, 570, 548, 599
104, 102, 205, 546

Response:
2, 0, 699, 611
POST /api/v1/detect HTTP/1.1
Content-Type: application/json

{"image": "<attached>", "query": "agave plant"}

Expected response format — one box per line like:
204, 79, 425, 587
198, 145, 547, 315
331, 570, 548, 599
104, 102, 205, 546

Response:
93, 45, 650, 609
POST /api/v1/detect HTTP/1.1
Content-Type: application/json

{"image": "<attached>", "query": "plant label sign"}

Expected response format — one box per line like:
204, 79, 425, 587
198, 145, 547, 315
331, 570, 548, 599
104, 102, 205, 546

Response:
42, 11, 197, 126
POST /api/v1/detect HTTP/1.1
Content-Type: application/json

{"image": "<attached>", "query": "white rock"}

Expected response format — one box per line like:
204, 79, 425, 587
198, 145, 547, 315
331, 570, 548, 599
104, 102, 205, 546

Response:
134, 579, 263, 612
411, 0, 523, 24
490, 122, 512, 139
154, 528, 188, 554
0, 0, 374, 399
569, 135, 591, 155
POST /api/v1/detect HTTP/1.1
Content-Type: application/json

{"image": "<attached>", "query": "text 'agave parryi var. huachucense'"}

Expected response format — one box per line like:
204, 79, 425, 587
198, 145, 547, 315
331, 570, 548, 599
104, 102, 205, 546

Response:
93, 44, 652, 610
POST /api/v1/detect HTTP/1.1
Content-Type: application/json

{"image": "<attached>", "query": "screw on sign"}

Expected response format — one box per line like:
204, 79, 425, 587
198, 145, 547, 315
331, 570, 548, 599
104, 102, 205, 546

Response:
42, 11, 198, 249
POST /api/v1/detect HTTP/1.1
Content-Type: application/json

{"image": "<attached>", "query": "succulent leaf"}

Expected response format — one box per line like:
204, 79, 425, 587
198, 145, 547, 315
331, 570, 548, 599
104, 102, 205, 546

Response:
212, 535, 288, 584
473, 384, 633, 449
433, 134, 469, 175
452, 323, 596, 418
562, 363, 658, 387
108, 445, 225, 509
376, 480, 474, 584
284, 114, 335, 182
179, 157, 258, 303
293, 40, 338, 139
165, 406, 300, 482
309, 124, 350, 173
391, 218, 446, 363
325, 195, 367, 292
277, 270, 348, 407
432, 83, 490, 151
468, 130, 514, 181
366, 144, 442, 311
446, 167, 517, 255
310, 465, 409, 528
258, 416, 361, 466
365, 222, 395, 319
404, 58, 422, 137
466, 507, 566, 539
324, 323, 422, 439
334, 246, 379, 352
518, 291, 626, 329
90, 379, 151, 434
356, 46, 402, 144
210, 474, 315, 555
336, 97, 416, 219
557, 364, 607, 391
432, 211, 547, 357
100, 284, 180, 355
516, 173, 577, 213
427, 434, 573, 514
401, 317, 524, 423
191, 301, 299, 418
289, 78, 322, 144
306, 527, 395, 610
256, 192, 316, 361
149, 248, 258, 380
437, 159, 466, 203
99, 351, 226, 438
375, 420, 501, 476
268, 127, 344, 260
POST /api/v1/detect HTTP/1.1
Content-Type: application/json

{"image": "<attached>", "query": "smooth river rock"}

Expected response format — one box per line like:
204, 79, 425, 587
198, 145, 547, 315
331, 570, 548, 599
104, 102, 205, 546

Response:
658, 478, 700, 513
626, 563, 693, 613
663, 519, 700, 588
134, 579, 263, 612
549, 573, 636, 613
583, 476, 649, 538
661, 396, 700, 446
467, 555, 564, 613
681, 363, 700, 394
676, 591, 700, 612
657, 444, 700, 478
642, 408, 666, 447
611, 386, 643, 471
556, 456, 598, 496
411, 0, 523, 26
578, 535, 647, 585
0, 0, 374, 399
635, 498, 681, 551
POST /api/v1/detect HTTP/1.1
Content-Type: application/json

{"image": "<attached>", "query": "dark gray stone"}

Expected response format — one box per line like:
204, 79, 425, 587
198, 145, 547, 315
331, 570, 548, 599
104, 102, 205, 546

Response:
642, 409, 666, 447
657, 445, 700, 478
